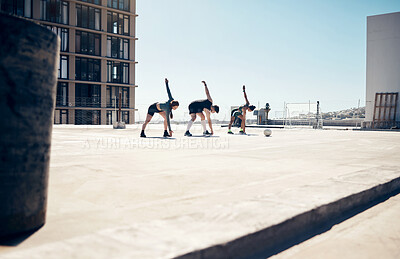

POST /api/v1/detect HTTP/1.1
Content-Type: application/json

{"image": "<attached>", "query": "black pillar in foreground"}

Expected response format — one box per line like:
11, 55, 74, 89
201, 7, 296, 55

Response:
0, 13, 59, 238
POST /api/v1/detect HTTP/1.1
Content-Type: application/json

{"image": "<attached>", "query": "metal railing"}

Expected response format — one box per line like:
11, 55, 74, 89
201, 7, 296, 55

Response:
55, 95, 132, 108
75, 97, 101, 107
106, 98, 129, 108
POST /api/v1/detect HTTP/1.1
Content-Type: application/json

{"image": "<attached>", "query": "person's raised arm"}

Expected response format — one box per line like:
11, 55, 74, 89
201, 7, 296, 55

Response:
202, 81, 213, 103
165, 78, 173, 101
243, 85, 250, 106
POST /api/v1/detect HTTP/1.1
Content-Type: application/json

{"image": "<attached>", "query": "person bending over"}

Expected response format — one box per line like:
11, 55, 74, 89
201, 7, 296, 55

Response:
185, 81, 219, 136
227, 85, 256, 135
141, 78, 179, 137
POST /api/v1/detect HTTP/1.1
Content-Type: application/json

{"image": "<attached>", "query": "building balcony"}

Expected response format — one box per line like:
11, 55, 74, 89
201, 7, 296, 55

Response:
55, 96, 133, 109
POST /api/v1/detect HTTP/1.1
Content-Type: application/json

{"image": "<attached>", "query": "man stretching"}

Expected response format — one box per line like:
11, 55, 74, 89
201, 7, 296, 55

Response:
227, 85, 256, 135
185, 81, 219, 136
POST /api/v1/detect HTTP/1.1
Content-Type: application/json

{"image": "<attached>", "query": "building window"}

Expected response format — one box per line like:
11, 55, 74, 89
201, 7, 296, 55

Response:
106, 86, 129, 108
106, 110, 128, 124
56, 82, 68, 106
40, 0, 68, 25
107, 61, 129, 84
106, 110, 113, 125
107, 0, 129, 12
46, 26, 69, 52
76, 4, 101, 30
79, 0, 100, 5
54, 109, 69, 124
75, 57, 101, 81
121, 87, 129, 107
107, 11, 129, 35
76, 31, 101, 56
75, 84, 101, 107
75, 110, 101, 125
58, 55, 68, 79
122, 111, 129, 124
1, 0, 32, 18
107, 36, 129, 59
60, 110, 68, 124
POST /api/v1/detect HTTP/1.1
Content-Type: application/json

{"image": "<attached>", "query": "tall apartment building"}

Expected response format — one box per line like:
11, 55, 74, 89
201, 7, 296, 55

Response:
1, 0, 137, 125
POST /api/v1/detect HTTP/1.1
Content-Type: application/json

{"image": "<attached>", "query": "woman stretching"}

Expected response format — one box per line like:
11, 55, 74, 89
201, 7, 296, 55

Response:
185, 81, 219, 136
227, 85, 256, 135
141, 78, 179, 137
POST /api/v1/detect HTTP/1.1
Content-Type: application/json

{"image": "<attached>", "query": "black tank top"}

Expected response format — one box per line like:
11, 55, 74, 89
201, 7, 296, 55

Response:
190, 99, 212, 110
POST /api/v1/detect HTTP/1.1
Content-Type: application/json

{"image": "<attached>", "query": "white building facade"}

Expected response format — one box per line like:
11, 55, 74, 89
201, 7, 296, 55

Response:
365, 12, 400, 128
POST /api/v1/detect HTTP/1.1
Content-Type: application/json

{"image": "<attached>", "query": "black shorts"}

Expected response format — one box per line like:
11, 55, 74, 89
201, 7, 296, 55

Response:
188, 99, 212, 114
231, 109, 239, 117
188, 103, 204, 114
147, 103, 161, 116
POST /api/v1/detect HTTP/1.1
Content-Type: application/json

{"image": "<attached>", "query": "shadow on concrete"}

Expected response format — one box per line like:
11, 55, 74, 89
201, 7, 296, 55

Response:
176, 179, 400, 259
188, 135, 220, 138
0, 228, 40, 247
229, 133, 259, 136
249, 188, 400, 259
143, 137, 177, 139
220, 125, 284, 129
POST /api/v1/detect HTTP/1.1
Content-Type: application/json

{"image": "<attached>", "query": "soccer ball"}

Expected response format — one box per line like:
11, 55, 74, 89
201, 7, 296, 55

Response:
264, 129, 272, 137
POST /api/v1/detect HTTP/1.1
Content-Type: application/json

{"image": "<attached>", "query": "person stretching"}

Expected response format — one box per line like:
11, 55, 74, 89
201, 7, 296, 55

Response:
227, 85, 256, 135
185, 81, 219, 136
141, 78, 179, 138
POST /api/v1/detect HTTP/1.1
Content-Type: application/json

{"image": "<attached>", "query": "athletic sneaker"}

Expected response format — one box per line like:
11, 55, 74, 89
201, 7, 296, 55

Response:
239, 131, 247, 135
163, 130, 170, 137
227, 130, 234, 134
184, 130, 192, 137
203, 130, 211, 136
140, 130, 146, 138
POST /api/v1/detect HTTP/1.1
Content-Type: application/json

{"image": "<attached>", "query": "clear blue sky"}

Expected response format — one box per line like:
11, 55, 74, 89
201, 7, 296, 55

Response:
135, 0, 400, 121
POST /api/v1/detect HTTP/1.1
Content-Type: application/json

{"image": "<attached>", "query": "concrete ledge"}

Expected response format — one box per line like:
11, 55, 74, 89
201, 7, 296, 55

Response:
175, 177, 400, 259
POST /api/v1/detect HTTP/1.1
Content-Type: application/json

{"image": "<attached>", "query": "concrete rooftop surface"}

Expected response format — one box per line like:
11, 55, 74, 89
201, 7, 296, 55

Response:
271, 193, 400, 259
0, 124, 399, 258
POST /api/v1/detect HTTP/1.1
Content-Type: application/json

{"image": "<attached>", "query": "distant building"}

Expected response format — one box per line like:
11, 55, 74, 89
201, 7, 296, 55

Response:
1, 0, 137, 125
365, 12, 400, 128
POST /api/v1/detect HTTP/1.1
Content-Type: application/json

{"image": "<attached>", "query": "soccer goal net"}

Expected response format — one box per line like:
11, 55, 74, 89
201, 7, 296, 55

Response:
283, 102, 323, 129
